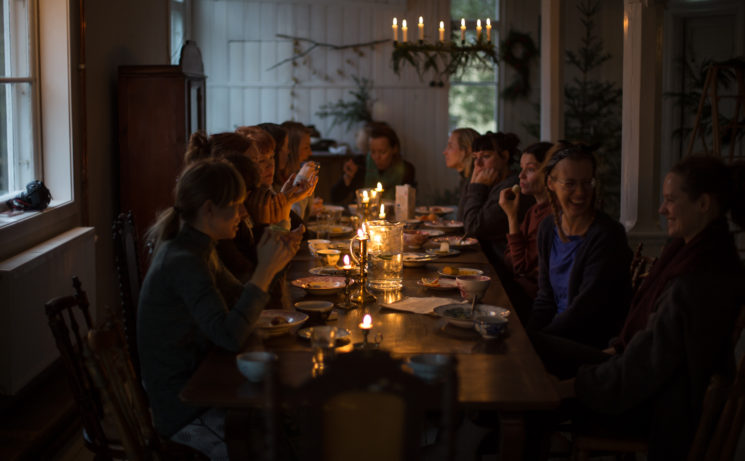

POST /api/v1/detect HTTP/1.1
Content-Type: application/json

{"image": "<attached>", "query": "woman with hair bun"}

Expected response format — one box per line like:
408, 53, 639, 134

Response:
559, 156, 745, 460
138, 159, 302, 459
461, 131, 535, 279
442, 127, 480, 221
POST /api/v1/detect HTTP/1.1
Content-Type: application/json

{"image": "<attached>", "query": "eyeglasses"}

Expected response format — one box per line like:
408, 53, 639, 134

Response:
550, 177, 596, 192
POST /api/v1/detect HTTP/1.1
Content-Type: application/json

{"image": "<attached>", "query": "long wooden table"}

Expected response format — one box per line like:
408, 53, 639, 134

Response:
180, 241, 559, 459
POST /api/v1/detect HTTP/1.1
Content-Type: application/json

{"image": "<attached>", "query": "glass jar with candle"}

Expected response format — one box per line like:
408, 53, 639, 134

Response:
354, 188, 382, 222
366, 220, 404, 290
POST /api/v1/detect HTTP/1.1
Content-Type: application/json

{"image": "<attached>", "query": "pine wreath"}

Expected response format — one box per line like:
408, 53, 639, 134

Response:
499, 30, 538, 100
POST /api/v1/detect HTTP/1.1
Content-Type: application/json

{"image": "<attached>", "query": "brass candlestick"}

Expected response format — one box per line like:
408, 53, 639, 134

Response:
351, 235, 376, 306
338, 265, 354, 310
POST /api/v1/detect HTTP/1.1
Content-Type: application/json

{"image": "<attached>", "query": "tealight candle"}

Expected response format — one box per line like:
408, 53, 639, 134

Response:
392, 17, 398, 42
379, 203, 386, 219
438, 21, 444, 42
486, 18, 491, 42
460, 18, 466, 43
360, 314, 373, 330
402, 19, 408, 43
343, 254, 351, 270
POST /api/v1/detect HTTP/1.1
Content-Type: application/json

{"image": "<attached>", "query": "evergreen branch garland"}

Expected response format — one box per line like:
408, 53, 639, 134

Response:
391, 41, 499, 80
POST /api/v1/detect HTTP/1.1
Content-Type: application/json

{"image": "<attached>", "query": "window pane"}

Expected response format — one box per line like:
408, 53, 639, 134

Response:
0, 82, 34, 195
449, 84, 496, 134
451, 0, 496, 20
1, 0, 32, 78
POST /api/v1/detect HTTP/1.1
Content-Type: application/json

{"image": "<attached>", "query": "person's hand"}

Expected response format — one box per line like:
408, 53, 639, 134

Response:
342, 159, 358, 186
471, 165, 499, 186
281, 174, 318, 204
250, 226, 303, 291
246, 187, 274, 225
498, 186, 520, 220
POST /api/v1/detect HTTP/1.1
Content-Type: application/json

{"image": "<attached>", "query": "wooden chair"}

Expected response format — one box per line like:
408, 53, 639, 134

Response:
112, 211, 143, 380
85, 318, 208, 461
45, 276, 126, 459
629, 243, 657, 294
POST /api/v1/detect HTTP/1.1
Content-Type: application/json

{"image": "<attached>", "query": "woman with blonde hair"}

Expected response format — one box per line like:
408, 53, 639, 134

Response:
139, 158, 302, 459
442, 127, 479, 220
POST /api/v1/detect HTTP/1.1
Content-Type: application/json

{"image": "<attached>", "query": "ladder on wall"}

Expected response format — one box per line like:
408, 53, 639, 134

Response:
686, 60, 745, 162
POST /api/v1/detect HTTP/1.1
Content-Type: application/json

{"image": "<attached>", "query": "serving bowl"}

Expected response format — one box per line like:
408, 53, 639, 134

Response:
236, 351, 278, 382
294, 300, 334, 323
256, 310, 308, 337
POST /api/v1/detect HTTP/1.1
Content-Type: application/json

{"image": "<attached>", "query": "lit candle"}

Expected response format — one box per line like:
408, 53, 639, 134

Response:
486, 18, 491, 42
476, 19, 482, 41
357, 228, 365, 240
418, 16, 424, 42
376, 181, 383, 192
343, 254, 351, 270
360, 314, 373, 330
402, 19, 408, 43
362, 190, 369, 203
392, 18, 398, 42
379, 203, 386, 219
439, 21, 445, 42
460, 18, 466, 43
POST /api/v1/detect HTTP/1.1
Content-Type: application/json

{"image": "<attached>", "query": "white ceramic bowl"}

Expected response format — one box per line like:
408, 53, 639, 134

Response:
406, 354, 453, 381
473, 315, 508, 339
236, 351, 277, 383
294, 300, 334, 322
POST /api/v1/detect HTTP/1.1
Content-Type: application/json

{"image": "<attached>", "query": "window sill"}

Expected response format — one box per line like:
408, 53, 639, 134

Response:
0, 200, 79, 262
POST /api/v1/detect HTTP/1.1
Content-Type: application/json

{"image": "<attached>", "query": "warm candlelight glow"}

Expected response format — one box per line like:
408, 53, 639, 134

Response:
360, 314, 373, 330
379, 203, 386, 219
357, 228, 365, 239
376, 181, 383, 192
438, 20, 445, 42
392, 17, 398, 42
370, 189, 377, 198
343, 254, 351, 269
460, 18, 466, 43
402, 19, 408, 42
476, 19, 482, 41
373, 234, 382, 245
486, 18, 491, 42
418, 16, 424, 41
362, 190, 369, 203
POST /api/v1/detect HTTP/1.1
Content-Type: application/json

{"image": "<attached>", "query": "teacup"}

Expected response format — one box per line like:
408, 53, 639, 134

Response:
473, 315, 508, 339
308, 239, 331, 256
455, 275, 491, 300
235, 351, 278, 383
316, 249, 341, 266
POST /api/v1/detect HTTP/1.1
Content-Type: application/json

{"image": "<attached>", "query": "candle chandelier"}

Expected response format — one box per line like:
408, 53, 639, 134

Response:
391, 17, 499, 81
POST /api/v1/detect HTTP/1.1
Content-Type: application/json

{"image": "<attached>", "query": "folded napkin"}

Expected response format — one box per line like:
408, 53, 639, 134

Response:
380, 297, 464, 315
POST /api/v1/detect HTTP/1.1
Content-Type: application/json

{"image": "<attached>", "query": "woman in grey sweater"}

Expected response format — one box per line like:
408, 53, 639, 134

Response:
138, 158, 302, 459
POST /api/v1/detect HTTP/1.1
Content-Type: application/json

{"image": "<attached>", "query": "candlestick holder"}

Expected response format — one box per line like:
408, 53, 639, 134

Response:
337, 265, 354, 310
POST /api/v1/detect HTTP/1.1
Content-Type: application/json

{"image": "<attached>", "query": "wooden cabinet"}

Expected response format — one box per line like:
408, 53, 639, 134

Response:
117, 41, 205, 260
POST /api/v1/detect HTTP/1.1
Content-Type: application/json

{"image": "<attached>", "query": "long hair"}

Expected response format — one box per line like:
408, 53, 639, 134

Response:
452, 127, 480, 179
236, 125, 276, 158
542, 141, 598, 242
146, 159, 246, 255
280, 121, 311, 176
671, 155, 745, 229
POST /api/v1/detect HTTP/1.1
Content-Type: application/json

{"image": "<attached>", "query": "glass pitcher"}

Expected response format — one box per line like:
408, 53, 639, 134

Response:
349, 220, 404, 290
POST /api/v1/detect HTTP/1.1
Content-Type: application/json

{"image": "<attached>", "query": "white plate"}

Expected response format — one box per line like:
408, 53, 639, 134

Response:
431, 236, 479, 248
425, 248, 461, 257
297, 326, 352, 340
306, 225, 354, 238
256, 310, 308, 337
291, 276, 347, 295
433, 304, 475, 328
321, 205, 345, 214
423, 220, 464, 231
417, 229, 445, 237
437, 267, 484, 278
415, 205, 456, 215
308, 266, 358, 276
416, 278, 458, 291
403, 252, 437, 267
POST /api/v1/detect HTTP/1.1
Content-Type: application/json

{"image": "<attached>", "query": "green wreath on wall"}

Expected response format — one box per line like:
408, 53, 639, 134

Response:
499, 30, 538, 100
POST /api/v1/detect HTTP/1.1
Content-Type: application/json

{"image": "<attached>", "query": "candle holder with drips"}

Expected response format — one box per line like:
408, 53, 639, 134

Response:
348, 229, 376, 306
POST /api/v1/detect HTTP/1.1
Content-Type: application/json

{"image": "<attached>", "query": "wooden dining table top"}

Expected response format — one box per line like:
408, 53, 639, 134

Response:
180, 239, 560, 412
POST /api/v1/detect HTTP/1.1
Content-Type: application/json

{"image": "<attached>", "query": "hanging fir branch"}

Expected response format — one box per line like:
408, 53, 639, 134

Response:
391, 40, 498, 80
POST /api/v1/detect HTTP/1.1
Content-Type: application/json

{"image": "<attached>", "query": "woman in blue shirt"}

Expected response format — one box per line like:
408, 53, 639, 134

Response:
528, 142, 632, 349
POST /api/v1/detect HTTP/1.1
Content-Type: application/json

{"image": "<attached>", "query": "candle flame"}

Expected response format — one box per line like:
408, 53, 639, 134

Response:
486, 18, 491, 26
376, 181, 383, 191
477, 19, 481, 27
357, 229, 364, 238
379, 203, 385, 218
362, 190, 369, 202
343, 254, 350, 266
362, 314, 372, 327
418, 16, 423, 25
393, 17, 397, 26
439, 20, 444, 29
402, 19, 407, 28
362, 222, 367, 234
461, 18, 465, 28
